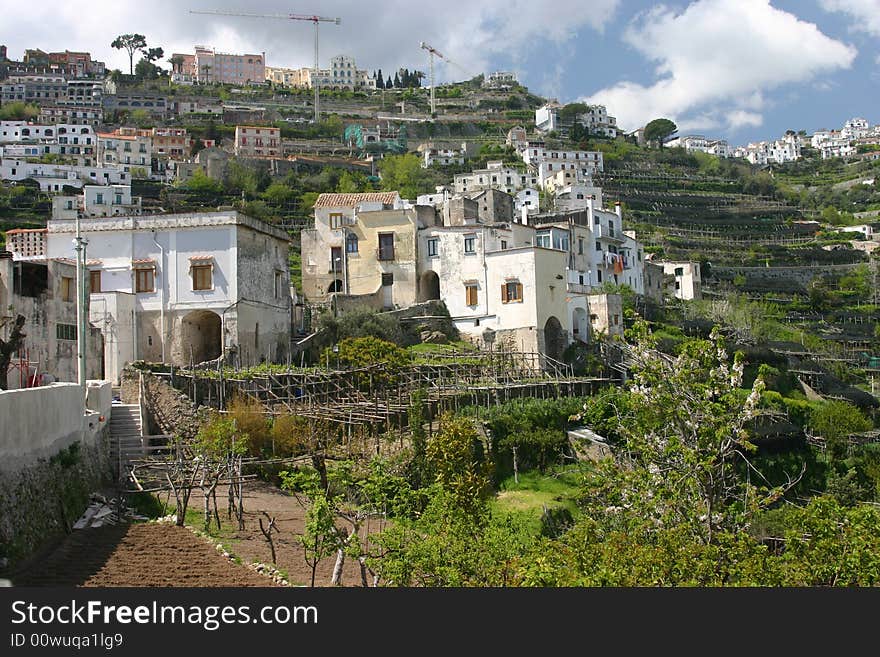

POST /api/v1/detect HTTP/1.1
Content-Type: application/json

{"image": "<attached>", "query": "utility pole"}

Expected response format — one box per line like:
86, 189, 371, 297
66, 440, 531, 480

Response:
73, 214, 88, 393
189, 10, 340, 123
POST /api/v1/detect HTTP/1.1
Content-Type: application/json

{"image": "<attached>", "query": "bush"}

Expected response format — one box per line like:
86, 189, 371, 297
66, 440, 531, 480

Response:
226, 395, 271, 457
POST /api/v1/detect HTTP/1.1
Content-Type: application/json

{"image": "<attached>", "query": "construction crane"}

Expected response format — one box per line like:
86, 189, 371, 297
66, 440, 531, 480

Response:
190, 9, 340, 122
419, 41, 444, 116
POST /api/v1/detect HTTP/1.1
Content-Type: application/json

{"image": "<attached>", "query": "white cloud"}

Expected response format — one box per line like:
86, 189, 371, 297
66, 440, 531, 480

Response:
585, 0, 857, 133
819, 0, 880, 37
0, 0, 619, 81
726, 110, 763, 130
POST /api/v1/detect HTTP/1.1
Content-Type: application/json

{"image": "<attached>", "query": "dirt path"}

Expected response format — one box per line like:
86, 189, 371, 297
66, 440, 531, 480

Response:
208, 480, 381, 587
13, 523, 278, 587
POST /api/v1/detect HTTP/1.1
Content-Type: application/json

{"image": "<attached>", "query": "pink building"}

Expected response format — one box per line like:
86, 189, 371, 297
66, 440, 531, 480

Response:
234, 126, 280, 158
193, 47, 265, 85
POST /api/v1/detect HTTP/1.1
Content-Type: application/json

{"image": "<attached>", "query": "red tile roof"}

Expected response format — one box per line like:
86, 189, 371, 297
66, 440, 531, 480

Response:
314, 192, 399, 208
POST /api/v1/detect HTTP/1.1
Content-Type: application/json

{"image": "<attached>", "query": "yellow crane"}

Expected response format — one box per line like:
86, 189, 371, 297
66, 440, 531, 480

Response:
190, 9, 341, 122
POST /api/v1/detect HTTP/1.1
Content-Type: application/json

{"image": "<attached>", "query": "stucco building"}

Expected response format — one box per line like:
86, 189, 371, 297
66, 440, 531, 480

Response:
37, 210, 291, 381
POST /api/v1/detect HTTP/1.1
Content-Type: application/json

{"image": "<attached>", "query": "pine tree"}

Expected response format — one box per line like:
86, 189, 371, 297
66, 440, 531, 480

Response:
386, 75, 393, 89
393, 72, 401, 88
376, 69, 384, 89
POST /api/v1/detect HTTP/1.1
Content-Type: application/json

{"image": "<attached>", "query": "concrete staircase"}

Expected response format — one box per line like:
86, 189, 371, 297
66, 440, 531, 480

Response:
109, 403, 143, 479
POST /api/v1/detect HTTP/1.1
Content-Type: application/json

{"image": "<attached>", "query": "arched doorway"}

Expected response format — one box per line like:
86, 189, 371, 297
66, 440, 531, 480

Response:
177, 310, 222, 365
327, 279, 344, 294
572, 307, 589, 343
543, 315, 566, 362
419, 271, 440, 302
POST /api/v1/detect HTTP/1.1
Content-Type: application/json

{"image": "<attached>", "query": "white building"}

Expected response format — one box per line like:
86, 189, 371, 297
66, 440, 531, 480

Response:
454, 161, 539, 195
418, 142, 467, 168
666, 135, 731, 158
96, 129, 152, 171
535, 102, 562, 133
842, 117, 870, 141
51, 184, 142, 220
0, 158, 129, 192
576, 105, 619, 138
483, 71, 517, 89
535, 102, 619, 138
43, 211, 292, 381
521, 144, 604, 187
329, 55, 375, 90
735, 133, 801, 165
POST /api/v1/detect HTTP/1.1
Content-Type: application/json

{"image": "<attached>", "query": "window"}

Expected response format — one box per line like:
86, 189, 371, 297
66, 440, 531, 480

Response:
346, 232, 359, 254
135, 267, 155, 293
463, 234, 476, 254
578, 237, 584, 255
192, 264, 212, 290
381, 272, 394, 286
89, 269, 101, 293
61, 276, 74, 302
595, 241, 602, 252
329, 213, 345, 229
275, 270, 285, 299
56, 323, 77, 341
674, 267, 684, 277
114, 193, 122, 205
426, 238, 438, 257
95, 193, 104, 205
465, 283, 478, 306
378, 233, 395, 261
500, 240, 507, 250
501, 280, 523, 303
330, 246, 343, 272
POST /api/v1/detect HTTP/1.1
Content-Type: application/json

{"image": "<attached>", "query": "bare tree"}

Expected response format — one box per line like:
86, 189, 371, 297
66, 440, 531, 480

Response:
0, 315, 27, 390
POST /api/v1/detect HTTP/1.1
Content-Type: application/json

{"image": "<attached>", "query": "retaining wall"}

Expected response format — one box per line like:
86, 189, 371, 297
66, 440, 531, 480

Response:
0, 381, 113, 571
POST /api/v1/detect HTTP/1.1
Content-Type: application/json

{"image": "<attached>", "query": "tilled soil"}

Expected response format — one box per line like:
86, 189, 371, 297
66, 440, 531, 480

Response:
213, 481, 379, 587
12, 522, 277, 587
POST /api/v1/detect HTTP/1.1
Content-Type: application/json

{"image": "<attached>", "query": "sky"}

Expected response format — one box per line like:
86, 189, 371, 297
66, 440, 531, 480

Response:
1, 0, 877, 145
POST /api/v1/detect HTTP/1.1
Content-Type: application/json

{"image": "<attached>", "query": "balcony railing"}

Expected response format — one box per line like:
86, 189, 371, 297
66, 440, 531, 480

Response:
567, 282, 592, 295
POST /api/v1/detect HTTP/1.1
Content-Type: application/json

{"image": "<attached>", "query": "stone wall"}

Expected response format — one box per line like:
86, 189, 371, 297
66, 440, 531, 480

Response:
121, 367, 209, 440
0, 381, 112, 571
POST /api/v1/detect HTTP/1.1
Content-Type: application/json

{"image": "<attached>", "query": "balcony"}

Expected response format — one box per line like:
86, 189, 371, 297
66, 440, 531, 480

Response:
594, 224, 624, 243
567, 282, 591, 295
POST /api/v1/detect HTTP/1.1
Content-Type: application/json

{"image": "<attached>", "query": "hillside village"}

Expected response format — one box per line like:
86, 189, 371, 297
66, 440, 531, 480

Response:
1, 34, 880, 588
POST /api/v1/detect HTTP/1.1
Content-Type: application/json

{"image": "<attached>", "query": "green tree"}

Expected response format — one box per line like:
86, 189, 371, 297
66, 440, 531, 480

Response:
809, 400, 872, 461
572, 323, 782, 544
298, 491, 339, 587
377, 153, 433, 198
111, 33, 147, 75
0, 102, 39, 121
644, 118, 678, 148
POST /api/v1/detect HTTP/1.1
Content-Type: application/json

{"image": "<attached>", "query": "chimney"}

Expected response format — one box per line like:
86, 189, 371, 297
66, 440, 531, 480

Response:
614, 201, 622, 219
586, 195, 594, 222
521, 204, 529, 224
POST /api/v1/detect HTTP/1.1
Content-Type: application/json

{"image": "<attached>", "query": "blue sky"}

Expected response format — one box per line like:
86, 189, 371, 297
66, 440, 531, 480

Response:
1, 0, 877, 145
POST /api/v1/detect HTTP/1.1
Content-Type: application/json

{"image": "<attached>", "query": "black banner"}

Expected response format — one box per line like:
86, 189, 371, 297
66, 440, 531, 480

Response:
0, 586, 874, 653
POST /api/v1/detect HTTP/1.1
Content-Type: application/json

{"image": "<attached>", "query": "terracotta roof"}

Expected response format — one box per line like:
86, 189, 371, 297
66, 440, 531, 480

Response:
188, 254, 214, 261
314, 192, 399, 209
86, 259, 102, 266
132, 258, 156, 266
4, 228, 47, 234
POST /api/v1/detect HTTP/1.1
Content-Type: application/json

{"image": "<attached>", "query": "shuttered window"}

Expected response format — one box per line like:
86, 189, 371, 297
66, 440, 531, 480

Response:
501, 281, 522, 303
465, 284, 478, 306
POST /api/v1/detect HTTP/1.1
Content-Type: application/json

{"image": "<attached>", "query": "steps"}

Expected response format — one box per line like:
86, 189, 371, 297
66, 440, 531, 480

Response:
109, 403, 143, 478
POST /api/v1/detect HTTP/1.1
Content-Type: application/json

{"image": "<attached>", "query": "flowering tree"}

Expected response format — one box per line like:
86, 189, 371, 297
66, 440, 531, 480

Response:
573, 322, 794, 544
